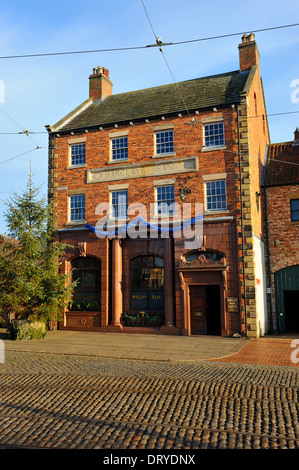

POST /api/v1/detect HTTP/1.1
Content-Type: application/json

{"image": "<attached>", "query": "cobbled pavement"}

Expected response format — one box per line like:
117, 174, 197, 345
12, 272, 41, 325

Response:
0, 351, 298, 450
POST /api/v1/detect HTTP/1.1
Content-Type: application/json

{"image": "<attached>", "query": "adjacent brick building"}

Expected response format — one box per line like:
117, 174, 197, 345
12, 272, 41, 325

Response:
46, 33, 270, 337
262, 128, 299, 333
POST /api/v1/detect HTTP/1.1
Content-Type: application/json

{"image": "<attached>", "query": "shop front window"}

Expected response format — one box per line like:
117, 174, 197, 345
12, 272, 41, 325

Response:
69, 257, 101, 311
124, 256, 164, 327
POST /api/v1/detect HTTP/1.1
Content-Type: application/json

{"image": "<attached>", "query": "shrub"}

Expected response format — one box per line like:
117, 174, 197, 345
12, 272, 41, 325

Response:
7, 320, 47, 340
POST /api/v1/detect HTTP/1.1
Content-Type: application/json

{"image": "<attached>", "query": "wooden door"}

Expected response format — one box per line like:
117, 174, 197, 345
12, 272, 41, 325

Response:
190, 286, 207, 334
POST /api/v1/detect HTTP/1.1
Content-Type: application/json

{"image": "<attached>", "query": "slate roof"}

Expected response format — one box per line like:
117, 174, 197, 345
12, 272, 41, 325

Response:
263, 141, 299, 187
52, 70, 250, 133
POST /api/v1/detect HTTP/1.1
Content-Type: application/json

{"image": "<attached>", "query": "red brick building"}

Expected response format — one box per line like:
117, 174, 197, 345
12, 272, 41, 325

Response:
46, 34, 270, 337
262, 128, 299, 333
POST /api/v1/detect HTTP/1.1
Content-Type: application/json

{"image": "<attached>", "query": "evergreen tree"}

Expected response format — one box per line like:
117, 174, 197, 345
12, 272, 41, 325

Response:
0, 174, 75, 323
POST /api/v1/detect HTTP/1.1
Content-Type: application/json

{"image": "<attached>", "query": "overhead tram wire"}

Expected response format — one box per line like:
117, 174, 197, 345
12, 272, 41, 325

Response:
0, 106, 42, 149
0, 104, 45, 166
0, 140, 298, 169
0, 147, 43, 166
0, 23, 298, 60
140, 0, 197, 125
1, 12, 298, 167
0, 110, 299, 136
139, 0, 299, 164
0, 131, 46, 135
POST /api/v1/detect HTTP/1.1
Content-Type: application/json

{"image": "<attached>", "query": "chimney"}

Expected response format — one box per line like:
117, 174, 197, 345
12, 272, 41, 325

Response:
238, 33, 260, 72
89, 66, 113, 101
294, 127, 299, 145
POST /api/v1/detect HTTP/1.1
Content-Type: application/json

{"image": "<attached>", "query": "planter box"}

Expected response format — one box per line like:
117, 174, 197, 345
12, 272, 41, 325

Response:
64, 311, 101, 329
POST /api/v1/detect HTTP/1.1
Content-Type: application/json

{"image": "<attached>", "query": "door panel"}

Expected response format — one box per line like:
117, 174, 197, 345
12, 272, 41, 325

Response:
190, 286, 207, 334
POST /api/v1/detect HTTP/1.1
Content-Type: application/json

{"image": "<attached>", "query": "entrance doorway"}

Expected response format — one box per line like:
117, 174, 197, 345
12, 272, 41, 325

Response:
190, 285, 221, 335
274, 266, 299, 333
284, 291, 299, 333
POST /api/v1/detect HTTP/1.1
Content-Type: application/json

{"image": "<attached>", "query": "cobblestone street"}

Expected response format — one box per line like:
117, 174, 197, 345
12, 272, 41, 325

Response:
0, 350, 298, 451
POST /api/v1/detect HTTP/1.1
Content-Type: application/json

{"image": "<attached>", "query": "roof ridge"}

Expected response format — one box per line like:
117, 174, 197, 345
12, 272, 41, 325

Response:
268, 141, 293, 146
110, 69, 243, 98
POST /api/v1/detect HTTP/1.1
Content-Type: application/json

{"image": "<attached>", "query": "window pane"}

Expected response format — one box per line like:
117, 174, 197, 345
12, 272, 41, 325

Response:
154, 257, 164, 267
140, 268, 152, 289
206, 180, 226, 211
132, 269, 142, 289
70, 257, 101, 311
131, 257, 141, 268
111, 136, 128, 160
130, 256, 165, 311
111, 190, 128, 218
142, 256, 154, 267
149, 291, 164, 310
186, 253, 198, 262
131, 291, 147, 309
156, 185, 175, 215
156, 130, 174, 154
132, 267, 164, 290
71, 143, 85, 165
291, 199, 299, 221
70, 194, 85, 221
291, 199, 299, 210
204, 123, 225, 147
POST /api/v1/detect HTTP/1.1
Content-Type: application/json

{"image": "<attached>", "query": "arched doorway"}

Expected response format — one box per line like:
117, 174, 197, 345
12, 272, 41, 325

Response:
274, 265, 299, 333
179, 250, 227, 336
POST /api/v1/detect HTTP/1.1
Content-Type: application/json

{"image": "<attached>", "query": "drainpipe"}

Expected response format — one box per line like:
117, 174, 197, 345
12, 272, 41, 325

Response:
263, 185, 275, 333
237, 105, 248, 337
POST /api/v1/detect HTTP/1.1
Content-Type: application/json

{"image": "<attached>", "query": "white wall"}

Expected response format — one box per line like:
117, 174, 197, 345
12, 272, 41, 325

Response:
253, 234, 268, 336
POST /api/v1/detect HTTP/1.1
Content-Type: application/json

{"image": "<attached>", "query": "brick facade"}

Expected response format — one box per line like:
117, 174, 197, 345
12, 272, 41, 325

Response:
47, 34, 270, 338
262, 135, 299, 333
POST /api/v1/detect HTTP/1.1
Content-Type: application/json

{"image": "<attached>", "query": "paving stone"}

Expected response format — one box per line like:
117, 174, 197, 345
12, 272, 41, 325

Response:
0, 351, 298, 449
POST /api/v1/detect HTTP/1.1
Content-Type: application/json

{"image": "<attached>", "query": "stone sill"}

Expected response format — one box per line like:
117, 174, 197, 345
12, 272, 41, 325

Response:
65, 221, 86, 227
66, 164, 87, 169
107, 159, 129, 165
201, 146, 227, 152
204, 210, 229, 216
151, 153, 176, 159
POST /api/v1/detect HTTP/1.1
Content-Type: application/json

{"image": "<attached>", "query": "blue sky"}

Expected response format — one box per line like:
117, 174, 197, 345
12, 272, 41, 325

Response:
0, 0, 298, 234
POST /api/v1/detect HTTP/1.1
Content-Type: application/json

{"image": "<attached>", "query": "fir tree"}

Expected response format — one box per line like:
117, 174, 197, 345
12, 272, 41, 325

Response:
0, 173, 75, 323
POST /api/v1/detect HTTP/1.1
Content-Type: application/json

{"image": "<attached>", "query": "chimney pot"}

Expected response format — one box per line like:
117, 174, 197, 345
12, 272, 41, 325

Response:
89, 66, 113, 101
238, 34, 260, 72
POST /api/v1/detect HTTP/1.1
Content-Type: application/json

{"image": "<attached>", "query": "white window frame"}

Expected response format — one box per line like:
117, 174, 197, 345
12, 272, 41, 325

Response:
204, 178, 227, 212
69, 194, 86, 222
155, 183, 176, 217
110, 189, 128, 220
203, 122, 225, 148
110, 135, 128, 161
68, 138, 86, 167
109, 131, 129, 163
155, 129, 174, 156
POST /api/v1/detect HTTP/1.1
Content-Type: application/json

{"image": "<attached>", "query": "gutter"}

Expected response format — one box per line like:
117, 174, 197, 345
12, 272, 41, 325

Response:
237, 104, 248, 337
46, 102, 241, 137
